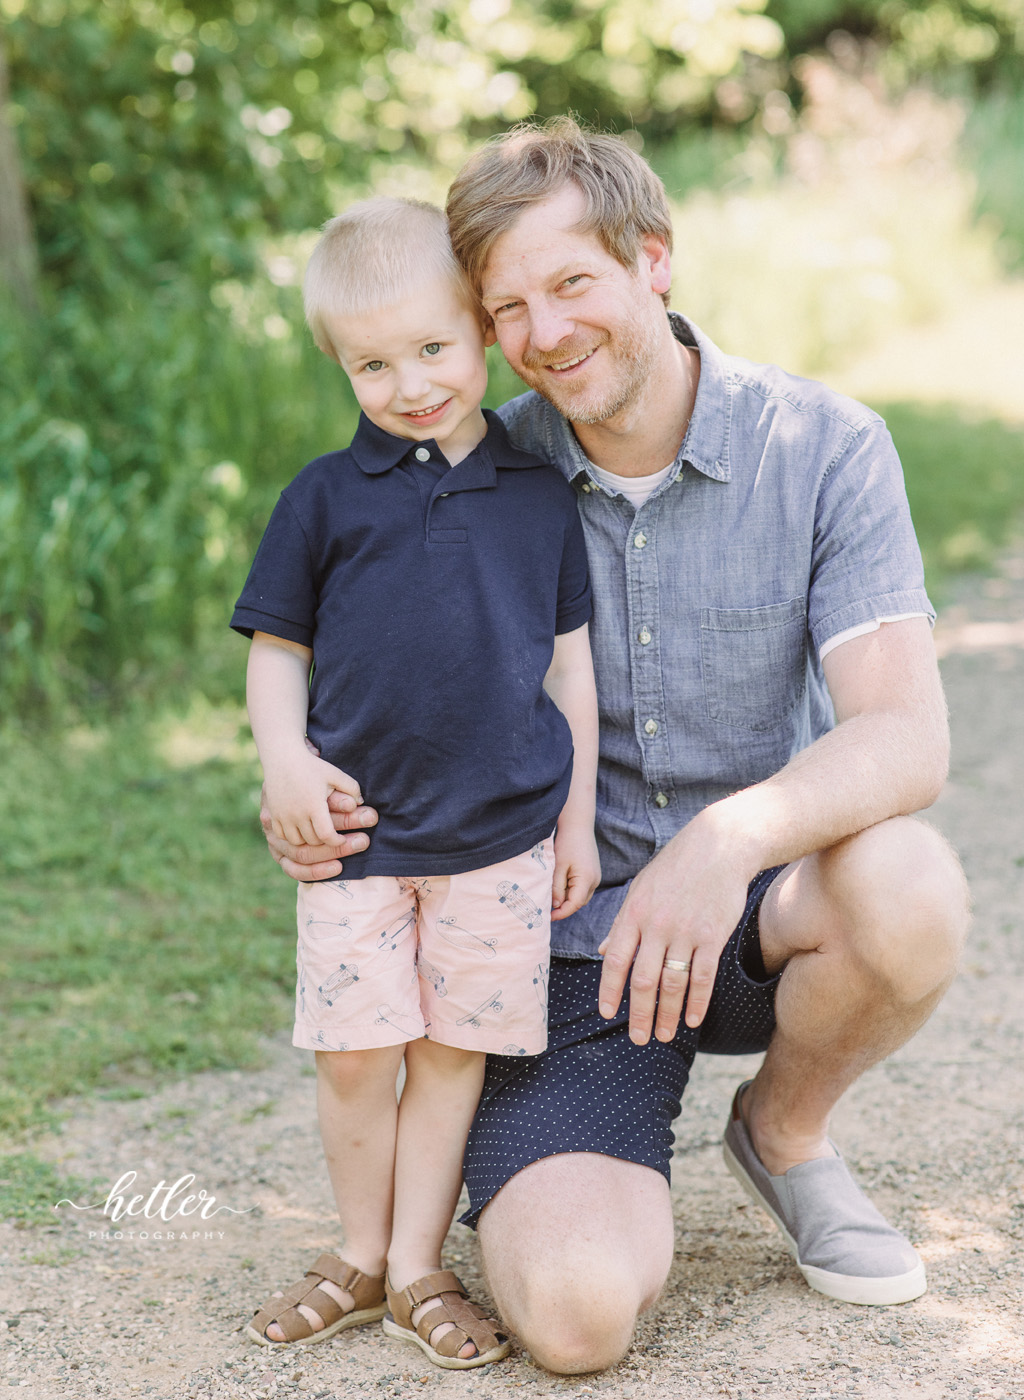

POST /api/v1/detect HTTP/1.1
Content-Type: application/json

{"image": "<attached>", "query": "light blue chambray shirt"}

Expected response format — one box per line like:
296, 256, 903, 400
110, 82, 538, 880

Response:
496, 313, 934, 959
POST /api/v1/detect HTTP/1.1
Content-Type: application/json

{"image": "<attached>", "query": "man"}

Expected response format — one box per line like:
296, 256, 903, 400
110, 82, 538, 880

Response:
264, 118, 968, 1374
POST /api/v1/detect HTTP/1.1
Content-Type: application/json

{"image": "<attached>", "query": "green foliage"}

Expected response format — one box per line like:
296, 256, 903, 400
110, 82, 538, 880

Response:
879, 403, 1024, 589
0, 713, 297, 1135
0, 277, 359, 716
0, 1152, 95, 1225
767, 0, 1024, 81
963, 83, 1024, 267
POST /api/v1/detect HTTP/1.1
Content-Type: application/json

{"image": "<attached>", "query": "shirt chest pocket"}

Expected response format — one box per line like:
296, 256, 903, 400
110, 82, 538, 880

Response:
700, 598, 807, 732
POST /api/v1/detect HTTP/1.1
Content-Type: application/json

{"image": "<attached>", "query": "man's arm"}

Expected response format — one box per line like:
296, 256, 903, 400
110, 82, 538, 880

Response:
543, 623, 601, 921
597, 617, 949, 1044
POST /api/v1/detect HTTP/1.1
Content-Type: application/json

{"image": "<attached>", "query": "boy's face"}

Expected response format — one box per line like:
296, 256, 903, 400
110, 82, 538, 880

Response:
325, 278, 489, 462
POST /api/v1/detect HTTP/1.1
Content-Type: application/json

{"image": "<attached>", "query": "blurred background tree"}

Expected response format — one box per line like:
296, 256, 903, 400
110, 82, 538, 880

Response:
1, 0, 1022, 716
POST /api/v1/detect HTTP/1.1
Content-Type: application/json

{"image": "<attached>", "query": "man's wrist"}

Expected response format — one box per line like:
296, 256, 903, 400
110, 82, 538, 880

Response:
687, 790, 776, 882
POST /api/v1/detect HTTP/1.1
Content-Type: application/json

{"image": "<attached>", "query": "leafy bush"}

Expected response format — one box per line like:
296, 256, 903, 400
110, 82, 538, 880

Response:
0, 276, 359, 716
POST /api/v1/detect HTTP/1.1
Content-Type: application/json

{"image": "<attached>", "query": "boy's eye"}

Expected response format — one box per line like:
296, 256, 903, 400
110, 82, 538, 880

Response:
364, 360, 385, 372
423, 343, 441, 356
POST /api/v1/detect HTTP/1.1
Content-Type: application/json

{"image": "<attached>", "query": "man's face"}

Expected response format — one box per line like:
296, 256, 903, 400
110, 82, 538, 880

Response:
479, 183, 671, 426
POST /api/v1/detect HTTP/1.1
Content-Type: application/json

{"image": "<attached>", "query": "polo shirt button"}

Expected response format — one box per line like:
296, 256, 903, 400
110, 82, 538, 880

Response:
638, 626, 652, 645
654, 791, 669, 808
633, 531, 648, 549
414, 447, 430, 462
644, 719, 658, 736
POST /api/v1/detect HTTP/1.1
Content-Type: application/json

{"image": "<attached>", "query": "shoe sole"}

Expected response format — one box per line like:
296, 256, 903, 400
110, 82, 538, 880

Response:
722, 1138, 927, 1306
381, 1314, 512, 1369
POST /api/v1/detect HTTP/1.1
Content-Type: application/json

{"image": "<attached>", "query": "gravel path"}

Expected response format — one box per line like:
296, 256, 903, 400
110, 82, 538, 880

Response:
2, 548, 1023, 1400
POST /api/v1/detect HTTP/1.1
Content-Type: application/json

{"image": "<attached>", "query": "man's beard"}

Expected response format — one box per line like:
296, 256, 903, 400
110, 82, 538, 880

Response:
516, 314, 660, 426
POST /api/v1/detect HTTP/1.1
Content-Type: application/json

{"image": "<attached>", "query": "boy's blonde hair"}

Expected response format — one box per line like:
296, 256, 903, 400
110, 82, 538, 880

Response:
304, 197, 477, 360
446, 116, 673, 307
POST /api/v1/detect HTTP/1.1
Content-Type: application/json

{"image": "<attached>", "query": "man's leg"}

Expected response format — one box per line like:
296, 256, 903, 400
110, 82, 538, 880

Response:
478, 1152, 674, 1375
746, 815, 969, 1171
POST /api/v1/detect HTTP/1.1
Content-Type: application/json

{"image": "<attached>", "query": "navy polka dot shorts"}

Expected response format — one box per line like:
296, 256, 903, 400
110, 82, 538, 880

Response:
460, 866, 784, 1227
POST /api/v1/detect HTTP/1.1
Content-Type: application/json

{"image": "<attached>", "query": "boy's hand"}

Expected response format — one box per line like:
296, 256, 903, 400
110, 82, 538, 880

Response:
550, 824, 601, 922
264, 752, 363, 847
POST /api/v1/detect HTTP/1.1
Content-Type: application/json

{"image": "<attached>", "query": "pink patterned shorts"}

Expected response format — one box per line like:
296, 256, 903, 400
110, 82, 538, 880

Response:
293, 838, 553, 1057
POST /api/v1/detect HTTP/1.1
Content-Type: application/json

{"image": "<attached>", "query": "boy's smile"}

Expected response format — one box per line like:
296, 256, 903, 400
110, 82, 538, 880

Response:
324, 278, 490, 466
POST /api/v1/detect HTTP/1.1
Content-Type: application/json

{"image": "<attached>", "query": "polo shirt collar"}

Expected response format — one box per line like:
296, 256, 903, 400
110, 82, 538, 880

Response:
348, 409, 550, 480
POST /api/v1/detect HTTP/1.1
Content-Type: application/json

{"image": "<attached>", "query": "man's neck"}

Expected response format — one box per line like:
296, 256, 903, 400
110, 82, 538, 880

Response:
571, 331, 699, 479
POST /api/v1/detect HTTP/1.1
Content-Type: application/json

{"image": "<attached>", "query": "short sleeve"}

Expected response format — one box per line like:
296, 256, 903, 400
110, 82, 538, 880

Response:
555, 493, 593, 634
230, 492, 318, 646
808, 416, 934, 658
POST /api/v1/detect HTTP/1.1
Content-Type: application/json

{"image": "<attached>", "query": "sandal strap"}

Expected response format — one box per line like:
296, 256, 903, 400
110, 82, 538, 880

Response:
252, 1254, 386, 1341
307, 1253, 385, 1310
400, 1270, 467, 1309
386, 1271, 506, 1358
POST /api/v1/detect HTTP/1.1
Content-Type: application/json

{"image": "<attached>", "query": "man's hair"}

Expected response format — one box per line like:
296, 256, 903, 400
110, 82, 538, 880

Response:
446, 116, 673, 305
303, 197, 476, 360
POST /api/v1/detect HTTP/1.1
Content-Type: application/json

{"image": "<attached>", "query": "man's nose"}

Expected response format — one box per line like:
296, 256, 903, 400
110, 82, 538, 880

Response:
526, 300, 574, 354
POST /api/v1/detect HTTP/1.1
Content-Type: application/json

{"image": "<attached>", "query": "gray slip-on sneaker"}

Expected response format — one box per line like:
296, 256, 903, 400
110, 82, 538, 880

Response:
722, 1082, 926, 1305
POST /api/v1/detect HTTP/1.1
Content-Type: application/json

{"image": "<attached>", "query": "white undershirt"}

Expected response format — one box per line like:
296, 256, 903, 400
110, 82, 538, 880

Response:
586, 459, 677, 508
584, 458, 927, 660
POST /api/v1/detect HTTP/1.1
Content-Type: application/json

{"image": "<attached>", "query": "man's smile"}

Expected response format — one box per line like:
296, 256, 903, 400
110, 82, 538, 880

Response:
547, 349, 597, 374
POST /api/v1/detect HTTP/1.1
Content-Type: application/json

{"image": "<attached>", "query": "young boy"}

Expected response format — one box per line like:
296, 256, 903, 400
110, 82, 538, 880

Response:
231, 198, 600, 1369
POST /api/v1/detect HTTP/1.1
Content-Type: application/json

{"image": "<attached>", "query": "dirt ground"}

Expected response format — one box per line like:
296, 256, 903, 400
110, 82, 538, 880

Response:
2, 537, 1022, 1400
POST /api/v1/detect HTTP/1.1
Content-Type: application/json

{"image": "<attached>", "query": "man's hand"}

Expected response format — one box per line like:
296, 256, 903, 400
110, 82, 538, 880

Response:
597, 810, 756, 1045
261, 783, 378, 881
550, 824, 601, 923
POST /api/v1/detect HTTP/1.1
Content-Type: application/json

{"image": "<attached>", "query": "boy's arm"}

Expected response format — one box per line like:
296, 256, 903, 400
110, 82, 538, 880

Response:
543, 622, 601, 921
247, 631, 363, 847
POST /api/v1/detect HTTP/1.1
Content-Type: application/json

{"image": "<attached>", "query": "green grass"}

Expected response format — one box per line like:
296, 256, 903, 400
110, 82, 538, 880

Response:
877, 402, 1024, 596
0, 711, 297, 1137
0, 1152, 96, 1227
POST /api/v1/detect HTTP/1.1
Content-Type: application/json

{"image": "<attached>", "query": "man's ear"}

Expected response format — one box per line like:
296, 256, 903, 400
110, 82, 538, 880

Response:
482, 311, 497, 347
639, 233, 672, 298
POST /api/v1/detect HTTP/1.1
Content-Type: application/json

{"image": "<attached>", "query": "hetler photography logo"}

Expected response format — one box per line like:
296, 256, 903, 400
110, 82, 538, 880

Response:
55, 1169, 256, 1243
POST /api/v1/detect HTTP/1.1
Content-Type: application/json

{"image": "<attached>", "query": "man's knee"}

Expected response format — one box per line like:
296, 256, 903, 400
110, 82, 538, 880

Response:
501, 1256, 639, 1374
478, 1155, 672, 1374
819, 817, 969, 997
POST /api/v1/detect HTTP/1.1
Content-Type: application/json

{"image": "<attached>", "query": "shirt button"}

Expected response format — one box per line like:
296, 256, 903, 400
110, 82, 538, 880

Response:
581, 483, 592, 494
414, 447, 430, 462
644, 719, 658, 736
654, 791, 669, 808
633, 532, 648, 549
638, 626, 652, 645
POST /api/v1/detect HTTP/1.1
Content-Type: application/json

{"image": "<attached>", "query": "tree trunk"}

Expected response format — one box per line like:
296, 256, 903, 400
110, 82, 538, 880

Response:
0, 33, 39, 315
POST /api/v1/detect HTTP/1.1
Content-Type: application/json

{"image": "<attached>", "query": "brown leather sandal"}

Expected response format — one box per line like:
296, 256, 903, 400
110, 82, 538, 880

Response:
246, 1253, 387, 1347
381, 1270, 511, 1369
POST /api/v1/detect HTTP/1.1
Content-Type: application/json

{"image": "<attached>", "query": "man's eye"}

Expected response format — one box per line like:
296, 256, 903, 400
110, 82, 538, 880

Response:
423, 343, 441, 356
563, 275, 584, 288
365, 360, 384, 372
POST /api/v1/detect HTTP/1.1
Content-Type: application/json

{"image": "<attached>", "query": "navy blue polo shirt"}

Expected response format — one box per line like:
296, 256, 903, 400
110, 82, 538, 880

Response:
232, 409, 592, 879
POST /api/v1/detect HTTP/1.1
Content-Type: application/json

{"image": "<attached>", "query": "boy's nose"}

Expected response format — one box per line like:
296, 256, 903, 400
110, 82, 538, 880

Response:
395, 365, 432, 402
